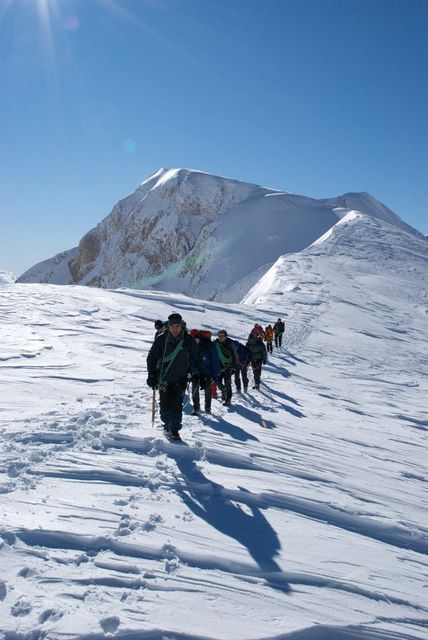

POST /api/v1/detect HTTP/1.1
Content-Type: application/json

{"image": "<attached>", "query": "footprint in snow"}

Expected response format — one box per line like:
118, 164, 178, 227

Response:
100, 616, 120, 633
11, 596, 33, 617
142, 513, 164, 532
39, 608, 64, 623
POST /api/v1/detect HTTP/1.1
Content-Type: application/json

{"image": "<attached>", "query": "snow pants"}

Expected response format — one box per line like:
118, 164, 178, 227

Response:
159, 379, 187, 432
191, 376, 212, 412
251, 360, 263, 386
217, 369, 233, 402
234, 366, 249, 391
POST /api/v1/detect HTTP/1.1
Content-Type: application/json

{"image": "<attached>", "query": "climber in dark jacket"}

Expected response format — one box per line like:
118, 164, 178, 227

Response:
273, 318, 285, 348
153, 319, 165, 341
189, 329, 216, 414
147, 313, 203, 438
246, 334, 267, 390
233, 340, 250, 393
212, 330, 239, 407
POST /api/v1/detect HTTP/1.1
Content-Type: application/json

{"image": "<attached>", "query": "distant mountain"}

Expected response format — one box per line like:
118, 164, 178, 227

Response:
17, 168, 422, 302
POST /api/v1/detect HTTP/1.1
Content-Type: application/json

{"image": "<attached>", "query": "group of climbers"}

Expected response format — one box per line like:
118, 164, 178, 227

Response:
250, 319, 285, 350
146, 313, 285, 440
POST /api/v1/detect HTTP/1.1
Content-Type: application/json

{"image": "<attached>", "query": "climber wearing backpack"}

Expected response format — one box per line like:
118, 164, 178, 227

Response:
212, 330, 240, 407
273, 318, 285, 348
147, 313, 203, 440
264, 325, 274, 354
153, 319, 165, 341
198, 329, 216, 413
250, 323, 265, 339
246, 333, 267, 390
233, 339, 250, 393
189, 329, 215, 415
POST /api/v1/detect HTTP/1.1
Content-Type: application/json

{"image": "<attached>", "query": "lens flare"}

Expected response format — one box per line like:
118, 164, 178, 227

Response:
122, 138, 137, 154
64, 13, 79, 32
94, 0, 184, 55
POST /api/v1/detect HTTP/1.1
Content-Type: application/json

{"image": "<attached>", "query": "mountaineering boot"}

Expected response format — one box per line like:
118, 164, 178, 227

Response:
169, 431, 181, 441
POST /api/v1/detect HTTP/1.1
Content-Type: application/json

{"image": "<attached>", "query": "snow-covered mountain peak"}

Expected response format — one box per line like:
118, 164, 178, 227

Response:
17, 169, 421, 302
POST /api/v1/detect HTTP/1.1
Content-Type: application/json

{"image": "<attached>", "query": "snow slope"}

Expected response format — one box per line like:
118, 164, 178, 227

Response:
1, 213, 428, 639
16, 168, 419, 303
0, 270, 15, 285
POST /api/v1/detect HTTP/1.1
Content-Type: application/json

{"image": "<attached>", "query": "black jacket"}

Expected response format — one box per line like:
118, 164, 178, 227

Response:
246, 335, 267, 364
147, 330, 203, 385
274, 321, 285, 335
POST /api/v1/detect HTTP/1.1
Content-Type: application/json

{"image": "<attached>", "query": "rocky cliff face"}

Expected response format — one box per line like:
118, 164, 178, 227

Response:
17, 168, 418, 302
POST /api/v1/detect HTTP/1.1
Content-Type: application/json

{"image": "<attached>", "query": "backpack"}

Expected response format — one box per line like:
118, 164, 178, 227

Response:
233, 340, 249, 368
247, 335, 266, 362
265, 326, 274, 341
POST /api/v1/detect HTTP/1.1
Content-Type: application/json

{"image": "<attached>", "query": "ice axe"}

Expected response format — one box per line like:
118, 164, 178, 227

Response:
151, 387, 156, 427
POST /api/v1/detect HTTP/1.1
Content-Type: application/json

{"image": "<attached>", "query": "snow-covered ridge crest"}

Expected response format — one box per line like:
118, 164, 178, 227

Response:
17, 168, 421, 301
310, 210, 364, 247
243, 210, 428, 307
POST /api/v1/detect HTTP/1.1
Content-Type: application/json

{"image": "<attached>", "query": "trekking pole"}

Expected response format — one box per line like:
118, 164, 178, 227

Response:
183, 378, 191, 409
151, 387, 156, 428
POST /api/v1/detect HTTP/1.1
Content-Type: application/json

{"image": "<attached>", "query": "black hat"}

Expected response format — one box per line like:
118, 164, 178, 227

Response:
154, 319, 163, 329
168, 313, 183, 325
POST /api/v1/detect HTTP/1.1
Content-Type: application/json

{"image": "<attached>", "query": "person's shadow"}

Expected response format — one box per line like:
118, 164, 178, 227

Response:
200, 412, 260, 441
232, 403, 277, 430
171, 451, 290, 592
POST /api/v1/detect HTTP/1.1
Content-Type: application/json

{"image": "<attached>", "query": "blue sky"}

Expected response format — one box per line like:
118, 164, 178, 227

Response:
1, 0, 427, 276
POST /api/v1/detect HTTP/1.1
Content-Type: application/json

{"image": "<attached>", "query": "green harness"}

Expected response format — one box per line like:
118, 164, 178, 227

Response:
158, 336, 184, 386
215, 341, 232, 372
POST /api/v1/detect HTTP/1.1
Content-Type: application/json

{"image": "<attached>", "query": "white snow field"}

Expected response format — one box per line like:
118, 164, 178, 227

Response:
1, 213, 427, 639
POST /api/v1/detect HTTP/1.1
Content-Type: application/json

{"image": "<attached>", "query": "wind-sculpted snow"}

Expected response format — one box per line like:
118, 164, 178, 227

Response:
1, 223, 428, 640
16, 168, 420, 302
0, 270, 15, 285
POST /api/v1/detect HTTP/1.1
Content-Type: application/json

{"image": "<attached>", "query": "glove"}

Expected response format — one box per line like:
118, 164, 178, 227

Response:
263, 359, 267, 365
146, 374, 157, 389
199, 374, 207, 389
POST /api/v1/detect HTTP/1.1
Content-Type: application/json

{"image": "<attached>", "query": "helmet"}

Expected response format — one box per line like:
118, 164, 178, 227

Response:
189, 329, 200, 338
